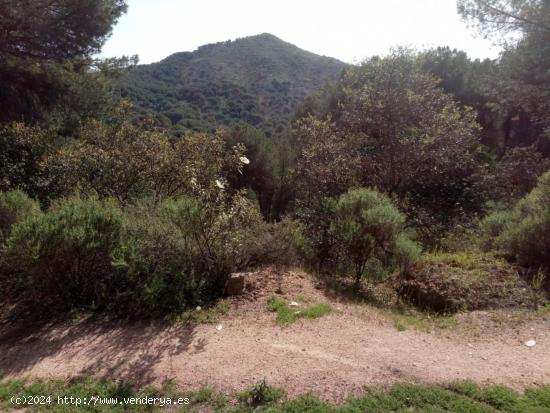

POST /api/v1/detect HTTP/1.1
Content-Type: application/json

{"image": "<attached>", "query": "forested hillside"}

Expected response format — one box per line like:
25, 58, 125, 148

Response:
116, 33, 346, 134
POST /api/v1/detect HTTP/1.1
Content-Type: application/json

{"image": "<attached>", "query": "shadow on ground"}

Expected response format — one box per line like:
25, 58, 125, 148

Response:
0, 314, 197, 386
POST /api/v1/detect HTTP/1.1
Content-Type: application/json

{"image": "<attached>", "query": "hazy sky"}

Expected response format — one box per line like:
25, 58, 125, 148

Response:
100, 0, 500, 64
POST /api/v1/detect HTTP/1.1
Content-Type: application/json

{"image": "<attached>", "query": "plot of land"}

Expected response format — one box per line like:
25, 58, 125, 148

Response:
1, 269, 549, 402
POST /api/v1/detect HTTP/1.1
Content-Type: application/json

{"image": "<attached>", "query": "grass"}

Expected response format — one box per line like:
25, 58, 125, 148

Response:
1, 377, 549, 412
175, 300, 231, 325
387, 308, 458, 332
422, 251, 507, 273
267, 296, 332, 326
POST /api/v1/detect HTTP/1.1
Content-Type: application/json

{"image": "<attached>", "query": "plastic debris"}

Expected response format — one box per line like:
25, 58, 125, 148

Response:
524, 340, 536, 347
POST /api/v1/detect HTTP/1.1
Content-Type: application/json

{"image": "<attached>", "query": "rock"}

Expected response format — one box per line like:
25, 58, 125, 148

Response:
524, 339, 536, 347
225, 273, 246, 296
196, 306, 202, 311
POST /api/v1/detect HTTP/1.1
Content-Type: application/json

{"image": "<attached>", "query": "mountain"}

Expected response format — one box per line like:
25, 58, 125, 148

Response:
116, 33, 347, 135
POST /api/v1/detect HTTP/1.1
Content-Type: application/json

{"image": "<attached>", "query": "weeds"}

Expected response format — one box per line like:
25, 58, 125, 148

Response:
175, 300, 230, 325
267, 296, 332, 325
1, 377, 549, 412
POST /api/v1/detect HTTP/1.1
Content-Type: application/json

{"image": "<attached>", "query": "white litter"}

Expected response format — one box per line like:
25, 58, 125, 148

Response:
216, 324, 223, 331
289, 301, 300, 307
196, 306, 202, 311
524, 340, 536, 347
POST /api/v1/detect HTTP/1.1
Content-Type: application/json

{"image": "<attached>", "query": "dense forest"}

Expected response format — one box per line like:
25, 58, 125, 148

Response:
0, 0, 549, 320
116, 33, 345, 135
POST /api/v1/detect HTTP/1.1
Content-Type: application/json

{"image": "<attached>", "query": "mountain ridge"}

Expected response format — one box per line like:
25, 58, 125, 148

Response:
116, 33, 347, 134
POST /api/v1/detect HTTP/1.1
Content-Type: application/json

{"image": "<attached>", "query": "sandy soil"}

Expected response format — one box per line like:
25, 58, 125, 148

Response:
1, 269, 549, 402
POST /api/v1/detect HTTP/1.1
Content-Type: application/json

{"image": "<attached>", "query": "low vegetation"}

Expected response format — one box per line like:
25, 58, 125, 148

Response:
399, 252, 533, 313
1, 377, 549, 412
267, 296, 332, 326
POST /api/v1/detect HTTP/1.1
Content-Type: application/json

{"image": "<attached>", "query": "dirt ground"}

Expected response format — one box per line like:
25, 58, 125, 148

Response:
1, 269, 549, 402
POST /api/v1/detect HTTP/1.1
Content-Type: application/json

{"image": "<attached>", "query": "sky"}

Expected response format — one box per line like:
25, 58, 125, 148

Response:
99, 0, 501, 65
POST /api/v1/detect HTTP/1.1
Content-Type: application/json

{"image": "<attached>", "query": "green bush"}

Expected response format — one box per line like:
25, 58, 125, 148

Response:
0, 190, 41, 244
115, 193, 267, 315
4, 196, 123, 310
331, 188, 420, 289
481, 171, 550, 289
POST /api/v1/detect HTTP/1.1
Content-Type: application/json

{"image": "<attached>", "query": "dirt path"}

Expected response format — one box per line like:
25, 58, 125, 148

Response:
1, 270, 549, 402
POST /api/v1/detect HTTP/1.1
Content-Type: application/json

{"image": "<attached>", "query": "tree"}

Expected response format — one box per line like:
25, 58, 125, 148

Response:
0, 0, 131, 126
294, 50, 484, 245
458, 0, 550, 155
0, 0, 127, 62
457, 0, 550, 40
225, 124, 295, 221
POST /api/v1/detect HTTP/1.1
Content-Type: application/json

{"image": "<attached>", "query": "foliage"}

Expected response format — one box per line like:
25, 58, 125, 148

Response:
114, 191, 266, 315
481, 171, 550, 291
295, 197, 339, 274
457, 0, 550, 41
116, 33, 345, 135
1, 188, 267, 315
225, 124, 296, 220
239, 379, 285, 407
0, 0, 127, 62
0, 0, 133, 127
294, 49, 485, 245
331, 188, 420, 288
458, 0, 550, 157
267, 296, 332, 325
400, 251, 532, 312
41, 102, 246, 204
0, 190, 40, 245
482, 171, 550, 261
3, 196, 123, 310
0, 122, 52, 197
293, 116, 361, 201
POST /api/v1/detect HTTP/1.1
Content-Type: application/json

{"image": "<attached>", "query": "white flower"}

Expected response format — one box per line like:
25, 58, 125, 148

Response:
239, 156, 250, 165
215, 179, 224, 189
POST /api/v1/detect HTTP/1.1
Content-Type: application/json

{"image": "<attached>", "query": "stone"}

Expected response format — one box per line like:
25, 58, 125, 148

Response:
225, 273, 246, 296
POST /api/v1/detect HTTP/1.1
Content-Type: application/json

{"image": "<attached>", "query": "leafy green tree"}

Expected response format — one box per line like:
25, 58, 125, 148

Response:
331, 188, 419, 289
295, 50, 484, 244
0, 0, 132, 126
458, 0, 550, 155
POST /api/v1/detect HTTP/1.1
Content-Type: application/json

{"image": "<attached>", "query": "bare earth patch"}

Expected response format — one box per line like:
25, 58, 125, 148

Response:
1, 269, 549, 402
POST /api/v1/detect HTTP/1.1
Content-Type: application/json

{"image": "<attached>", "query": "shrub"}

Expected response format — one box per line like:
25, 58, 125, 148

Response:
399, 252, 532, 313
331, 188, 420, 289
41, 107, 246, 204
481, 170, 550, 290
115, 192, 267, 315
0, 190, 41, 244
4, 196, 123, 310
0, 123, 51, 197
296, 197, 338, 273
